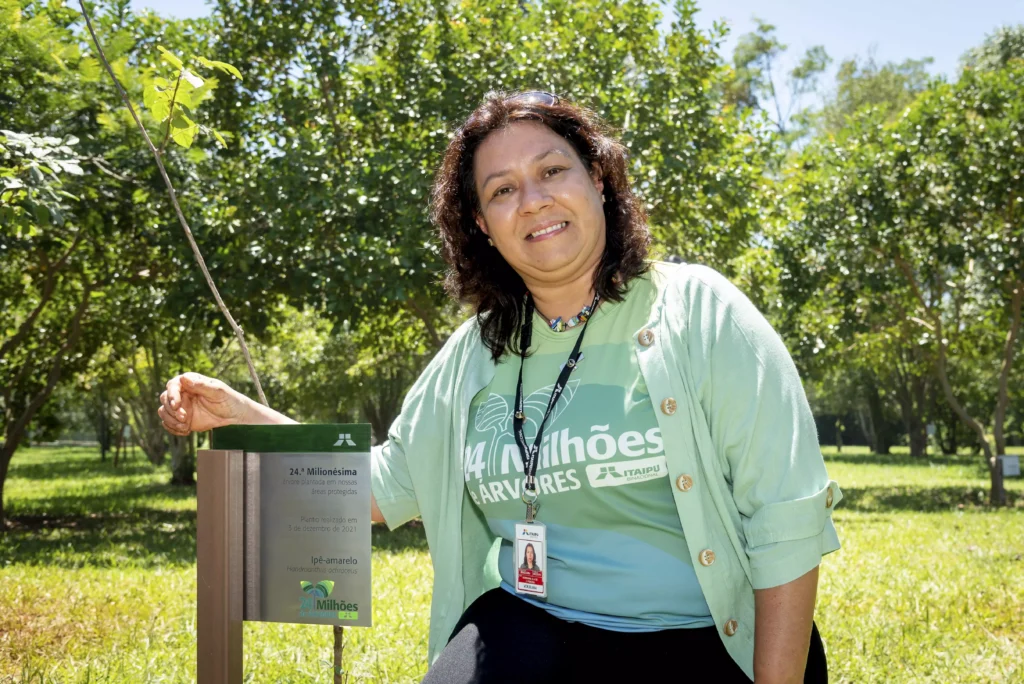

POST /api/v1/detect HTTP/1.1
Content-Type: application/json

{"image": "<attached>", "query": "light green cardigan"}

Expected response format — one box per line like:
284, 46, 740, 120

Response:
371, 262, 842, 680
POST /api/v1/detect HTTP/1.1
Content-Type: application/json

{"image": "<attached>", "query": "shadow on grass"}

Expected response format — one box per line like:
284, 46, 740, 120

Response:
9, 454, 161, 482
1, 508, 198, 568
7, 482, 197, 517
838, 485, 1022, 513
2, 513, 429, 569
823, 450, 983, 469
372, 520, 428, 553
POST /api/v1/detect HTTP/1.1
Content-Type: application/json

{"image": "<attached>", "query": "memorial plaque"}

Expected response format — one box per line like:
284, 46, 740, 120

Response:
211, 424, 372, 627
999, 455, 1021, 478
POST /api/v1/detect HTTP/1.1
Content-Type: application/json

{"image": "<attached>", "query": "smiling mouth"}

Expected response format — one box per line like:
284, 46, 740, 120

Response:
527, 221, 569, 240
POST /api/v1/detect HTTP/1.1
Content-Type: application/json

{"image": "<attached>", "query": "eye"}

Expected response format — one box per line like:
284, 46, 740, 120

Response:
544, 166, 566, 178
492, 186, 512, 198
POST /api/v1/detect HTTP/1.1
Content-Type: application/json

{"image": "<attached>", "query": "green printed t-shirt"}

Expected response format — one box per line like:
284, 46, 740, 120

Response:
463, 277, 714, 631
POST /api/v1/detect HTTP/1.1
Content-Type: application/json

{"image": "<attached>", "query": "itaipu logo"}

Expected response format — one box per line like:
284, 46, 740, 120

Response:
585, 456, 668, 489
333, 433, 357, 447
299, 580, 359, 620
593, 465, 623, 481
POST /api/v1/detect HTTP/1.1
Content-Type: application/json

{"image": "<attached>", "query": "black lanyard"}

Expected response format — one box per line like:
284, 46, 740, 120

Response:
513, 292, 600, 521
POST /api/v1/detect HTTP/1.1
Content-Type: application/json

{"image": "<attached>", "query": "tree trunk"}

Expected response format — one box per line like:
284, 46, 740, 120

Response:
992, 283, 1022, 459
901, 382, 925, 456
935, 401, 960, 455
864, 378, 891, 454
855, 407, 872, 449
169, 433, 195, 485
939, 423, 958, 456
0, 231, 84, 367
0, 287, 92, 527
363, 403, 391, 448
908, 419, 928, 458
987, 446, 1006, 507
0, 445, 10, 531
932, 333, 1008, 506
136, 427, 167, 465
362, 379, 404, 447
97, 402, 111, 461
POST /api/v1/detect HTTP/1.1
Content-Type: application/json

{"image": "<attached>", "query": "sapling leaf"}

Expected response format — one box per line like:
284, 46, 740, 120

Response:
157, 45, 183, 70
79, 56, 101, 81
190, 76, 217, 104
174, 81, 197, 110
196, 55, 242, 80
145, 85, 171, 121
182, 69, 204, 87
170, 111, 197, 148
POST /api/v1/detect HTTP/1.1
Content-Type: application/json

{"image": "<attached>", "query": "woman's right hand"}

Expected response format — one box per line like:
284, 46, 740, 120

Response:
159, 372, 250, 436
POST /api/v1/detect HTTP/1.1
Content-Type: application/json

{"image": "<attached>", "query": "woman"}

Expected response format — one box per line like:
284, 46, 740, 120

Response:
520, 543, 539, 571
160, 91, 842, 683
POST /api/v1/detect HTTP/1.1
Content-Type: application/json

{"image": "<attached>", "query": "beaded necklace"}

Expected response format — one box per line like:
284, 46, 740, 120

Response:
546, 295, 599, 332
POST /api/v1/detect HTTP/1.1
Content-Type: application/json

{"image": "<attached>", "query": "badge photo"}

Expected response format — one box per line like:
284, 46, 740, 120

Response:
514, 522, 547, 598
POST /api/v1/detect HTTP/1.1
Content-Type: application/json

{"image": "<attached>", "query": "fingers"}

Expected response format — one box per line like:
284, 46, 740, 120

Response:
165, 375, 182, 410
158, 405, 190, 436
180, 372, 223, 398
160, 387, 187, 423
179, 390, 194, 423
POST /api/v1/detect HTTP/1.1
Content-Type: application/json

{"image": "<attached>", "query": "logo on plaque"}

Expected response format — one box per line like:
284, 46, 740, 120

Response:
300, 580, 335, 598
299, 580, 359, 620
333, 433, 357, 447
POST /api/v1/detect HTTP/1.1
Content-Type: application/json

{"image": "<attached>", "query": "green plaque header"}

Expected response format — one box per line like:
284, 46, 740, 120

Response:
211, 424, 371, 453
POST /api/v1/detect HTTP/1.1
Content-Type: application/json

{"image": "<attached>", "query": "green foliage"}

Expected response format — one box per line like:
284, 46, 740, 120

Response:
139, 45, 239, 150
0, 130, 82, 231
248, 303, 443, 443
726, 17, 787, 111
777, 60, 1024, 488
203, 0, 774, 345
809, 55, 935, 137
961, 24, 1024, 72
0, 0, 264, 520
722, 17, 830, 144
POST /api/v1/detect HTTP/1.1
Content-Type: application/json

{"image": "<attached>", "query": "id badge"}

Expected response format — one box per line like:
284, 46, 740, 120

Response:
513, 522, 547, 598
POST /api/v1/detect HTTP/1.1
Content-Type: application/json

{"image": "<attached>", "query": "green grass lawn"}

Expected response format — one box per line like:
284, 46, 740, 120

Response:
1, 445, 1022, 683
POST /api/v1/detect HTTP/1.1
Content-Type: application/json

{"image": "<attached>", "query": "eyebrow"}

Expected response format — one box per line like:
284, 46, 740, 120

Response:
480, 148, 572, 194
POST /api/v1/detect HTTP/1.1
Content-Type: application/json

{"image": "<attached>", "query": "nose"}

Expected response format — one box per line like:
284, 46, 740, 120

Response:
518, 179, 553, 215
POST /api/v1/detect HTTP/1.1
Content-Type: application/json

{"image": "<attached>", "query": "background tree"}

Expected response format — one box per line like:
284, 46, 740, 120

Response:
0, 0, 252, 524
723, 17, 831, 145
194, 0, 777, 422
809, 54, 934, 137
961, 24, 1024, 71
779, 62, 1024, 504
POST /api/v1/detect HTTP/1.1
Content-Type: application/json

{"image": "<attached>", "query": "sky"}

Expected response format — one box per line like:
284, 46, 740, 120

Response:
131, 0, 1024, 107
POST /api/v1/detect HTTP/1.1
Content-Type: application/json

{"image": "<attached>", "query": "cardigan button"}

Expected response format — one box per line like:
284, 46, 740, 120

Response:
660, 398, 677, 415
698, 549, 716, 566
676, 474, 693, 492
723, 619, 739, 637
637, 328, 655, 347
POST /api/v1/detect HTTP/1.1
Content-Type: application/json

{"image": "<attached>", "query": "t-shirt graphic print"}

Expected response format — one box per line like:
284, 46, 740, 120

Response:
464, 276, 714, 631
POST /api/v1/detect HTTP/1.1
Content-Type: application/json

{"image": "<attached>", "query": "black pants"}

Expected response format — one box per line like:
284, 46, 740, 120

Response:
422, 588, 828, 683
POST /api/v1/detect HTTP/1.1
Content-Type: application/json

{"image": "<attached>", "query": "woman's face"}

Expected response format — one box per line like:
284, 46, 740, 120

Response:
526, 545, 535, 564
473, 121, 606, 288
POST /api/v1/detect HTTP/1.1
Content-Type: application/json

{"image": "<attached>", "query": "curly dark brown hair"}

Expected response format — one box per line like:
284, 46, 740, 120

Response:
431, 91, 650, 361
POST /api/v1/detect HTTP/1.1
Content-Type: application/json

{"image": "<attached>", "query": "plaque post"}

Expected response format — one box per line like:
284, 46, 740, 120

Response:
196, 424, 372, 683
197, 449, 244, 684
